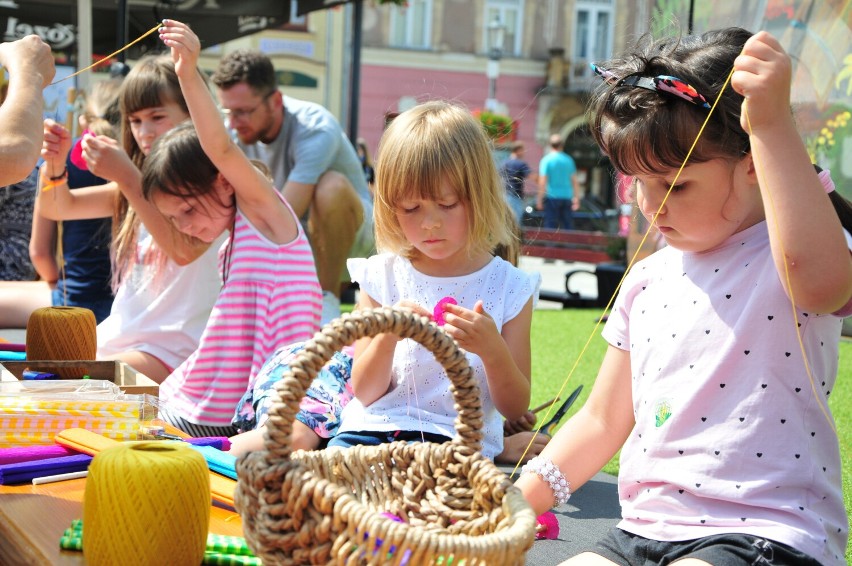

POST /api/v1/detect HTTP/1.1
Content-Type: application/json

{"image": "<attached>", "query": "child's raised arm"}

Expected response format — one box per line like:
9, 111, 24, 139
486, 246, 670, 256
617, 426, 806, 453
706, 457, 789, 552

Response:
159, 20, 297, 245
732, 31, 852, 313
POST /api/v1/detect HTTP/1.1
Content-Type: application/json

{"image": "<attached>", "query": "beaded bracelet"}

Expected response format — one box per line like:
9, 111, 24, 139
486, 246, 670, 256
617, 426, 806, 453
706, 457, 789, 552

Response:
521, 456, 571, 506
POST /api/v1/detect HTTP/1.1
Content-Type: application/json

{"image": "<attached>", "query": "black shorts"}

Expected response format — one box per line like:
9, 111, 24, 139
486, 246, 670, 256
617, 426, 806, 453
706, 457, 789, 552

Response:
590, 528, 821, 566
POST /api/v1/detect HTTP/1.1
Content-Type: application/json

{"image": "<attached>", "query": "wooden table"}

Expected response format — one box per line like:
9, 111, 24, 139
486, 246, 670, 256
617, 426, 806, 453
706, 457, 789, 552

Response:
0, 467, 621, 565
0, 478, 243, 565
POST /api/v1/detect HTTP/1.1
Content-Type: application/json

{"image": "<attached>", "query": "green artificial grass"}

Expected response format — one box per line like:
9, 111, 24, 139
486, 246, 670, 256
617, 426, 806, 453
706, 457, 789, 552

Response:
529, 307, 852, 561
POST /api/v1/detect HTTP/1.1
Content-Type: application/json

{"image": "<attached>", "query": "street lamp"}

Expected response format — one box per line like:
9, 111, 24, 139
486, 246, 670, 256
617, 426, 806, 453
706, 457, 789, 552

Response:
485, 15, 505, 111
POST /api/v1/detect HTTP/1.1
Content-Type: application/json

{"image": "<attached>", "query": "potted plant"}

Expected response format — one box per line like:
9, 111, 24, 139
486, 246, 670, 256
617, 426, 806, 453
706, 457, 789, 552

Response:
473, 109, 515, 143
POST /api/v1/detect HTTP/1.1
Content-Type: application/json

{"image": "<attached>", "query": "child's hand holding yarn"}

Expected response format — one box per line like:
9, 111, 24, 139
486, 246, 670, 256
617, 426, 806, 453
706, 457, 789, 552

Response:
440, 300, 501, 356
732, 31, 792, 133
81, 134, 134, 183
432, 296, 457, 326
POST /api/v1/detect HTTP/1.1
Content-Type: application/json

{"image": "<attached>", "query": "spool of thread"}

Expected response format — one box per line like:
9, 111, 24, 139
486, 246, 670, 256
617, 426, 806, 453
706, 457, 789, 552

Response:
26, 306, 96, 378
83, 442, 210, 566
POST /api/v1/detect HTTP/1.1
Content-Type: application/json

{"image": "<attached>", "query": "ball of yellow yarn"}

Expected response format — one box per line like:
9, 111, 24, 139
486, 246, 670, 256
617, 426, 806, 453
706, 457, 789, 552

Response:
26, 306, 97, 378
83, 442, 210, 566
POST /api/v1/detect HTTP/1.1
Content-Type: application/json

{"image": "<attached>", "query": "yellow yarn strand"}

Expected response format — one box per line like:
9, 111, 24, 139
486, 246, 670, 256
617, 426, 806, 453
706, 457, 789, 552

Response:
511, 66, 737, 475
50, 23, 163, 86
743, 103, 836, 434
83, 442, 210, 566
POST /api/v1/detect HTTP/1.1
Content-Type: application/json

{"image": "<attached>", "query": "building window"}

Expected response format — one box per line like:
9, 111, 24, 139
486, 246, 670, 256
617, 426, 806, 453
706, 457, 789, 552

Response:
573, 0, 613, 79
484, 0, 523, 57
389, 0, 432, 49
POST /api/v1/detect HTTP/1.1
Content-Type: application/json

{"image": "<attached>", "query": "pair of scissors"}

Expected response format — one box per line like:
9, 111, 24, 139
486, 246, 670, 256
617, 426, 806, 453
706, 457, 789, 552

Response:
538, 385, 584, 436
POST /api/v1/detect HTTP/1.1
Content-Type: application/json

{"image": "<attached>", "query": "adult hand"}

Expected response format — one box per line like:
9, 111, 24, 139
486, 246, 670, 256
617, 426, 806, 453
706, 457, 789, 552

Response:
0, 35, 55, 88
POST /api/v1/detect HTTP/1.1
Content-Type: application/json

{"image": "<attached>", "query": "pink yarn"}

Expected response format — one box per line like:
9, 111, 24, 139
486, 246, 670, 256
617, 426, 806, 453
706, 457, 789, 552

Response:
69, 130, 91, 171
535, 511, 560, 540
433, 297, 457, 326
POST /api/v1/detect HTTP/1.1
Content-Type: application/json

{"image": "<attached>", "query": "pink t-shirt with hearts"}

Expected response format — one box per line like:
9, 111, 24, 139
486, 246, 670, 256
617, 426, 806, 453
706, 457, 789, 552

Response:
602, 221, 850, 565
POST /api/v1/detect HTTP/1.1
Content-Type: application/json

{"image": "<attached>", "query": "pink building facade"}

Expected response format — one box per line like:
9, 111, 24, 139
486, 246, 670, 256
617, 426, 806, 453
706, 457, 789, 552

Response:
357, 65, 547, 169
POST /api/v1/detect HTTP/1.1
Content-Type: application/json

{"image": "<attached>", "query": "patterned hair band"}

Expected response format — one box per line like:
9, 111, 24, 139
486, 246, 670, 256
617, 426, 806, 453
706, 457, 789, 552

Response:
591, 63, 711, 109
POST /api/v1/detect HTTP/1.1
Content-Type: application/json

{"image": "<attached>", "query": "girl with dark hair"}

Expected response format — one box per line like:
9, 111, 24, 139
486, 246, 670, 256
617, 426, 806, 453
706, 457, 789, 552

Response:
516, 28, 851, 565
152, 20, 321, 437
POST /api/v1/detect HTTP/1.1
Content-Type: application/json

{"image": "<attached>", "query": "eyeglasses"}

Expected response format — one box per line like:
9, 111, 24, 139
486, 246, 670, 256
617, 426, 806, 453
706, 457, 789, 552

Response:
221, 91, 275, 120
591, 63, 711, 109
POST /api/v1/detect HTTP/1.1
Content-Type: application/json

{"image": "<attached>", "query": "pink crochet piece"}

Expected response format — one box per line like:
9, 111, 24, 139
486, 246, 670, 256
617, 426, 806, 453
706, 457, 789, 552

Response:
433, 297, 457, 326
535, 511, 559, 540
70, 131, 91, 171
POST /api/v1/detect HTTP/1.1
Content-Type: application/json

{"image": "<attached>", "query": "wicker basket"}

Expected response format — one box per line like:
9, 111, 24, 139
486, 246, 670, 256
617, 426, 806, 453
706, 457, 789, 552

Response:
235, 307, 537, 565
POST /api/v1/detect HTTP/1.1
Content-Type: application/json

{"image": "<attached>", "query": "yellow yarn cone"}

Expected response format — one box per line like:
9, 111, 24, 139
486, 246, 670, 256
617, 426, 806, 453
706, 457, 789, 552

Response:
26, 306, 97, 378
83, 442, 210, 566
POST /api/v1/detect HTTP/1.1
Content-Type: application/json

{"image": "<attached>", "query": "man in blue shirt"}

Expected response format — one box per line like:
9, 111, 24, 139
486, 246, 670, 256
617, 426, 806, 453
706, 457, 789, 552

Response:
536, 134, 580, 230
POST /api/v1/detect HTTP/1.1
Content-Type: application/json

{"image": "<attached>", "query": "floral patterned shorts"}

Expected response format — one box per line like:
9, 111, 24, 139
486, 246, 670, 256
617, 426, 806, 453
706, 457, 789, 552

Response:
232, 343, 354, 439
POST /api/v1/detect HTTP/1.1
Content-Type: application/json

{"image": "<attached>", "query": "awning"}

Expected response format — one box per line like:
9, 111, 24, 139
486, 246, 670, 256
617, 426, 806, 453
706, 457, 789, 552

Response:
0, 1, 291, 60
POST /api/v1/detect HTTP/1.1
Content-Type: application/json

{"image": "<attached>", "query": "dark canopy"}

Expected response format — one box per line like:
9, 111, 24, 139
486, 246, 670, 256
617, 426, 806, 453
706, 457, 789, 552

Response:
0, 1, 291, 60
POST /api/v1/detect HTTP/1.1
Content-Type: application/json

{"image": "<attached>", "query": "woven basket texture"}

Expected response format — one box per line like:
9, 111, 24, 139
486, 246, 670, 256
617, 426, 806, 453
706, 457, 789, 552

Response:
235, 307, 536, 565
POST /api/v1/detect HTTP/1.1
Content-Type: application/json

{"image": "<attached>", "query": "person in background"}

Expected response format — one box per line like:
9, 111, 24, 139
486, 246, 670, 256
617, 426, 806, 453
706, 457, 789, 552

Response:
0, 34, 55, 290
0, 169, 43, 327
0, 167, 39, 283
536, 134, 580, 230
356, 137, 375, 192
211, 50, 374, 324
516, 28, 852, 565
501, 141, 533, 226
0, 35, 55, 186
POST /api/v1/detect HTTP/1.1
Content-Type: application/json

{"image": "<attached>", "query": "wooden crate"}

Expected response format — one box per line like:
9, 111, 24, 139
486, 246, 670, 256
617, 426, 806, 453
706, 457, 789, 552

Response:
0, 360, 158, 396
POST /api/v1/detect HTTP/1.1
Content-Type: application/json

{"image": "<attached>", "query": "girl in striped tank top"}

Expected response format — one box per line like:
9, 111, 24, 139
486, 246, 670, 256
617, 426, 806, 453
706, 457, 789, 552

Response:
147, 21, 322, 436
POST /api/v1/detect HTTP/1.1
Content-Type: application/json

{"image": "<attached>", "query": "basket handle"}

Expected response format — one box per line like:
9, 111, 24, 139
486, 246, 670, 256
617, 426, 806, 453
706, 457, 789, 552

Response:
260, 307, 484, 461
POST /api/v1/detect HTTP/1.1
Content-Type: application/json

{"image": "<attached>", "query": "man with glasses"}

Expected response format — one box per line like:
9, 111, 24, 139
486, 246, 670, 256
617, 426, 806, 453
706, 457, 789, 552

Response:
211, 50, 374, 324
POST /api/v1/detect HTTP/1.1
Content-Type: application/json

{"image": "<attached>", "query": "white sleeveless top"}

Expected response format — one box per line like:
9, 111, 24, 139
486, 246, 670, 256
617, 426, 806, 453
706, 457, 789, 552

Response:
340, 253, 540, 459
97, 226, 223, 370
